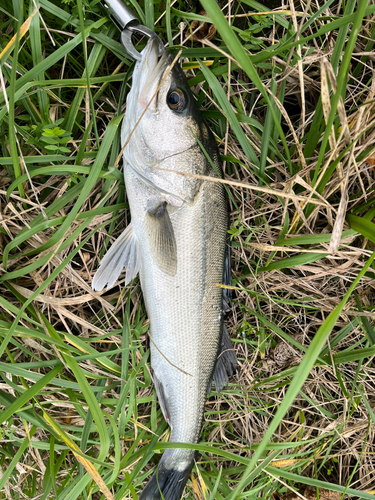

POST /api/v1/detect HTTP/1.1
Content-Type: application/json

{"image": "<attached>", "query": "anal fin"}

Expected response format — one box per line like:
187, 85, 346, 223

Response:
153, 372, 170, 425
92, 224, 140, 291
213, 324, 238, 393
145, 201, 177, 276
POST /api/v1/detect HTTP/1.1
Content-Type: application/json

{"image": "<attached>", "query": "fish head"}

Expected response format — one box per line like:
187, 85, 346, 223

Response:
122, 38, 217, 204
130, 38, 201, 160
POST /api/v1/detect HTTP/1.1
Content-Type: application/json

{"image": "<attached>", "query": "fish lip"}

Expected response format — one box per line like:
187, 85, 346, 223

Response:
136, 39, 172, 107
146, 37, 172, 73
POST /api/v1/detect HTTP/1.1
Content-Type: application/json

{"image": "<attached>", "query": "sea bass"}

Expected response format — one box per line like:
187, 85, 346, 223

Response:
92, 37, 237, 500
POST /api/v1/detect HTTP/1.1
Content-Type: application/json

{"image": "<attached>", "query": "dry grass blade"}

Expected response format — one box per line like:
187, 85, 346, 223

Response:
43, 412, 115, 500
153, 167, 329, 205
0, 7, 39, 63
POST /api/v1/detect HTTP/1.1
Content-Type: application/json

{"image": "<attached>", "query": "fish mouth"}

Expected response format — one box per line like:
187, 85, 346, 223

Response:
136, 38, 171, 108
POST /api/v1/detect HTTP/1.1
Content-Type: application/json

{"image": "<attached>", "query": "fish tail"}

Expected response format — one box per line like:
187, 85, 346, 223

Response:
140, 451, 195, 500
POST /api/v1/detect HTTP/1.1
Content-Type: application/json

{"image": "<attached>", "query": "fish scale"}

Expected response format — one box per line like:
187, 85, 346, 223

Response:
140, 177, 228, 437
92, 37, 237, 500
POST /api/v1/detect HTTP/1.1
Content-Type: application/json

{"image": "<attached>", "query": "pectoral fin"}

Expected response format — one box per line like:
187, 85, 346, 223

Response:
92, 223, 140, 291
145, 202, 177, 275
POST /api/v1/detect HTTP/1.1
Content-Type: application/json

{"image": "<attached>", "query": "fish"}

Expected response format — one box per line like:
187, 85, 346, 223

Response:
92, 37, 237, 500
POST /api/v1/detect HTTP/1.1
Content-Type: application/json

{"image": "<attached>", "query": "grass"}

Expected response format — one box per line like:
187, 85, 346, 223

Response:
1, 0, 375, 498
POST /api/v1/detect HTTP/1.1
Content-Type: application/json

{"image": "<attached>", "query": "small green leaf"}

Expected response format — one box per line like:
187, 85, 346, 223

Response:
53, 127, 65, 136
57, 136, 71, 144
42, 129, 55, 137
41, 137, 58, 145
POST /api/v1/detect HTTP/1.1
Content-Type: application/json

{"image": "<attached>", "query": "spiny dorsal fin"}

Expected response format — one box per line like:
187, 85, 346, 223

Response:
92, 224, 140, 291
145, 202, 177, 276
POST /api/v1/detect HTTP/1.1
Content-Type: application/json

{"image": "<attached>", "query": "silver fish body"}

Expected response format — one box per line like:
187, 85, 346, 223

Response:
92, 38, 236, 500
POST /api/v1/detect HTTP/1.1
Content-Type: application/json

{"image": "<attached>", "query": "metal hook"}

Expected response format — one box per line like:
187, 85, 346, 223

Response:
121, 24, 164, 61
100, 0, 164, 60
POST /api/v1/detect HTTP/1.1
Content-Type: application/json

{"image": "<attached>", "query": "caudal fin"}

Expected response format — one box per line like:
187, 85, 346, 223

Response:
140, 457, 194, 500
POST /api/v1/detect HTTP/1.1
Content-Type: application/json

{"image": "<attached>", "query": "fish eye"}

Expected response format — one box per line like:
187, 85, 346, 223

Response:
167, 88, 187, 112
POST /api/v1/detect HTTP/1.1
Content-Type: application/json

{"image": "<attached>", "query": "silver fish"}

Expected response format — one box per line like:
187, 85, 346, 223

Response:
92, 38, 237, 500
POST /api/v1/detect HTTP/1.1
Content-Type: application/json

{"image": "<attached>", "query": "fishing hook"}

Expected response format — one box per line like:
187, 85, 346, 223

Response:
100, 0, 164, 60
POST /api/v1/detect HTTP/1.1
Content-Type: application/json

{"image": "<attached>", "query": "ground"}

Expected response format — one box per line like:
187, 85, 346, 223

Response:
0, 0, 375, 499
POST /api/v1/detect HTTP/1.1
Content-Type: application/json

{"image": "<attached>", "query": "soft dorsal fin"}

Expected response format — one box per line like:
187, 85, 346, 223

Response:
145, 201, 177, 276
92, 224, 140, 291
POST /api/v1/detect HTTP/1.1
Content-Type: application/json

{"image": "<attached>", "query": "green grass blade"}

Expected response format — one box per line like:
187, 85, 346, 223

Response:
258, 252, 327, 273
266, 466, 375, 500
0, 426, 37, 490
0, 366, 62, 426
29, 0, 50, 123
225, 251, 375, 498
198, 60, 259, 170
312, 1, 370, 186
346, 213, 375, 245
